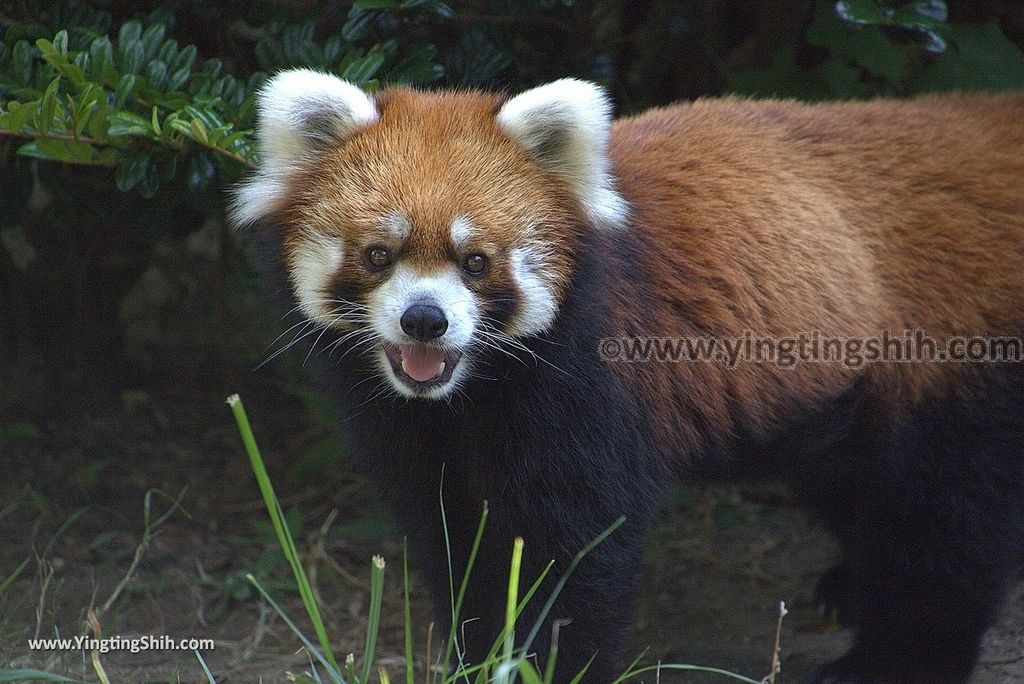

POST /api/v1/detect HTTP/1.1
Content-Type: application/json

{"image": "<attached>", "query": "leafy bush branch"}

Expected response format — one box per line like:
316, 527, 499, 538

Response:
0, 3, 447, 197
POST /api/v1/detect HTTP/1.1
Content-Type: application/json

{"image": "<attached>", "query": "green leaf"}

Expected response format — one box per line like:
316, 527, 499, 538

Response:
157, 38, 179, 65
113, 73, 137, 108
352, 0, 400, 9
172, 44, 197, 73
72, 51, 89, 74
912, 22, 1024, 92
74, 99, 99, 137
140, 24, 167, 61
189, 118, 209, 143
37, 76, 60, 133
106, 110, 152, 137
201, 58, 223, 78
816, 57, 870, 98
11, 40, 34, 85
122, 40, 144, 75
151, 106, 161, 136
146, 59, 168, 90
281, 20, 317, 66
18, 138, 96, 164
36, 37, 87, 85
892, 1, 947, 27
52, 30, 69, 55
728, 51, 834, 101
157, 153, 177, 182
389, 42, 444, 83
6, 101, 38, 133
908, 0, 947, 21
323, 35, 343, 65
255, 38, 285, 70
137, 162, 160, 197
186, 153, 216, 191
448, 28, 511, 86
115, 149, 151, 192
118, 20, 143, 49
835, 0, 892, 26
184, 105, 226, 133
810, 2, 914, 82
341, 52, 387, 84
88, 36, 114, 81
87, 104, 110, 140
342, 9, 381, 42
167, 66, 191, 92
402, 0, 454, 18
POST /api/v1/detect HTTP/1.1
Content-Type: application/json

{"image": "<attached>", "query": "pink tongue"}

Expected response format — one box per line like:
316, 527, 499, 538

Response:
400, 344, 446, 382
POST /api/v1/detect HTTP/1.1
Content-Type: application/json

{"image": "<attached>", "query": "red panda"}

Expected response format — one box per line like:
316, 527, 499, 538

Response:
233, 68, 1024, 683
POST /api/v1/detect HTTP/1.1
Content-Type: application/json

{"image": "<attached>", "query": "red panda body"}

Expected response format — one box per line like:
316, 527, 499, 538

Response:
237, 72, 1024, 683
607, 93, 1024, 469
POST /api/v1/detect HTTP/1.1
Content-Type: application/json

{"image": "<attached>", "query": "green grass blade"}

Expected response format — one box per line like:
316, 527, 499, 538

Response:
0, 670, 79, 683
361, 555, 387, 683
0, 555, 31, 593
403, 539, 415, 684
474, 560, 555, 684
494, 537, 525, 684
567, 654, 596, 684
518, 516, 625, 662
613, 664, 761, 684
441, 496, 489, 676
246, 573, 346, 683
227, 394, 339, 672
541, 619, 563, 683
516, 661, 543, 684
194, 649, 216, 683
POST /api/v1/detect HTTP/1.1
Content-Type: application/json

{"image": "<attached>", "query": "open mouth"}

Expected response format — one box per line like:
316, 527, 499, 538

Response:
382, 342, 462, 391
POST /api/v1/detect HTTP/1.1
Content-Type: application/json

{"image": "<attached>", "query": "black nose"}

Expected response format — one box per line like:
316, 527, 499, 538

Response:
400, 303, 448, 342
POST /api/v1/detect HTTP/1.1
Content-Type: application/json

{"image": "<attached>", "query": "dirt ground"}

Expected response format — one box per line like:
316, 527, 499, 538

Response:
1, 356, 1022, 683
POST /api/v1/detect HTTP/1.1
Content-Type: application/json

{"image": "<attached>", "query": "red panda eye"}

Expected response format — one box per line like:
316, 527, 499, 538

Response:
464, 253, 488, 275
366, 247, 391, 269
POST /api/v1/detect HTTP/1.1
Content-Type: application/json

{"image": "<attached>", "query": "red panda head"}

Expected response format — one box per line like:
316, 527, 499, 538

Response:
233, 69, 627, 399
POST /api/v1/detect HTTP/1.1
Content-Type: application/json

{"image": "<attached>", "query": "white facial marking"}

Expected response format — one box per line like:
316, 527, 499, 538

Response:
450, 216, 474, 247
368, 264, 479, 398
290, 234, 344, 321
384, 212, 411, 241
369, 264, 478, 348
496, 78, 629, 232
506, 246, 558, 337
230, 69, 378, 228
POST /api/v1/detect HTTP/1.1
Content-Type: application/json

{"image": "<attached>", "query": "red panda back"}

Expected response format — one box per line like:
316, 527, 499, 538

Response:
605, 93, 1024, 460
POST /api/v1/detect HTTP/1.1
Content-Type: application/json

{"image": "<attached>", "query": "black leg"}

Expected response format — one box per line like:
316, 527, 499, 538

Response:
452, 482, 655, 682
803, 389, 1024, 684
813, 562, 860, 627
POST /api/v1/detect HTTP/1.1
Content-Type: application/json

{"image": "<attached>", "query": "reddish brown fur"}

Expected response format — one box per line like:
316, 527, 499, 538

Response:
280, 89, 585, 307
276, 88, 1024, 468
605, 93, 1024, 466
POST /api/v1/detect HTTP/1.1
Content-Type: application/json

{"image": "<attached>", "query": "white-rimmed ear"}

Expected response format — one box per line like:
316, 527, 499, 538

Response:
230, 68, 378, 227
496, 79, 628, 231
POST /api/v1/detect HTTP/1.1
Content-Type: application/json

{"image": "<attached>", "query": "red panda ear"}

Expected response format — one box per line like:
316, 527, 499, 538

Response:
230, 68, 378, 227
496, 79, 628, 231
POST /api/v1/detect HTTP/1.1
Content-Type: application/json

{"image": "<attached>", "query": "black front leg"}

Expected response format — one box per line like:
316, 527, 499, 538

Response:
449, 485, 655, 682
